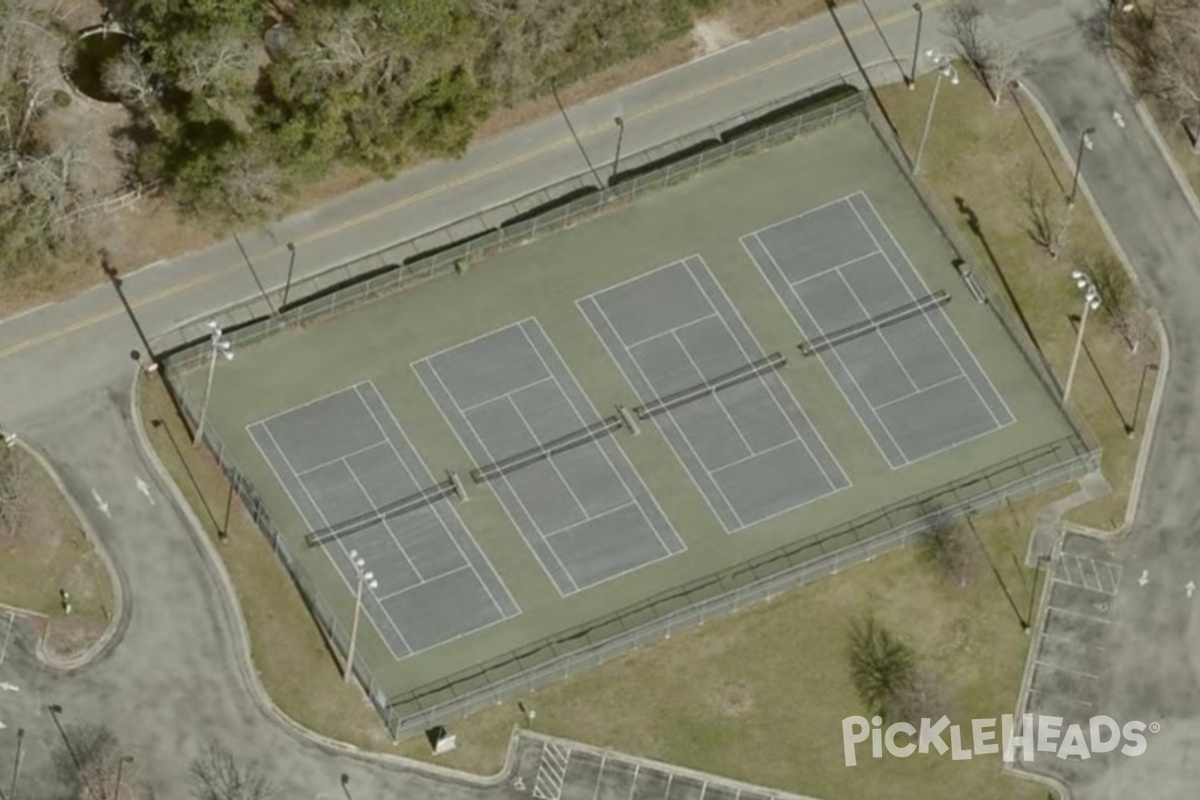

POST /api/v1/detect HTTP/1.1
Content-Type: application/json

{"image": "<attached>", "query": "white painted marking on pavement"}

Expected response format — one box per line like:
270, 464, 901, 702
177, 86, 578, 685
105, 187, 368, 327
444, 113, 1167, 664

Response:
0, 682, 18, 692
1186, 580, 1195, 599
135, 477, 156, 505
1138, 569, 1149, 587
92, 488, 110, 518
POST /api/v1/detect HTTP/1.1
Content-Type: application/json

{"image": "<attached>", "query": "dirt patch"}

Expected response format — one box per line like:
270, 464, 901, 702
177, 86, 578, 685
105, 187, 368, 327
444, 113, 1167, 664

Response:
713, 0, 828, 40
692, 19, 742, 55
708, 679, 755, 717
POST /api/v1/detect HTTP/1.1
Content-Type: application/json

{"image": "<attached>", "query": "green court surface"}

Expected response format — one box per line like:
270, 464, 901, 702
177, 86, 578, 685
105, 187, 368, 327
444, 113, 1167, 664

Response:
181, 112, 1080, 720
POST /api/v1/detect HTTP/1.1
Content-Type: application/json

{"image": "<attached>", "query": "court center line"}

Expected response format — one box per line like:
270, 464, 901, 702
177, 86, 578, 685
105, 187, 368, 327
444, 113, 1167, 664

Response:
849, 194, 1006, 429
858, 191, 1017, 426
873, 373, 965, 411
585, 294, 743, 532
374, 565, 471, 602
260, 422, 412, 657
710, 437, 798, 475
749, 231, 906, 466
519, 320, 681, 564
342, 457, 426, 583
833, 268, 920, 395
508, 395, 591, 520
544, 501, 639, 539
459, 375, 557, 413
672, 329, 757, 460
0, 6, 937, 365
425, 356, 582, 596
684, 254, 848, 491
294, 439, 390, 476
789, 247, 883, 286
362, 381, 517, 618
624, 312, 720, 350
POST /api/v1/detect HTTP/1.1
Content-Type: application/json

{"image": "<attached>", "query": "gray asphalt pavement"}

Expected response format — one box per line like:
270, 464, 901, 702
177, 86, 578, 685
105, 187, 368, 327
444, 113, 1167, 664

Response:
3, 0, 1200, 797
1003, 5, 1200, 799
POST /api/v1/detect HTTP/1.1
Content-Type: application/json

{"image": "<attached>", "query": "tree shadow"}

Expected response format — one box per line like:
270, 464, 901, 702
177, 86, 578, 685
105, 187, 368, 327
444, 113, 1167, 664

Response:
954, 195, 1042, 354
1021, 171, 1058, 253
1069, 312, 1134, 434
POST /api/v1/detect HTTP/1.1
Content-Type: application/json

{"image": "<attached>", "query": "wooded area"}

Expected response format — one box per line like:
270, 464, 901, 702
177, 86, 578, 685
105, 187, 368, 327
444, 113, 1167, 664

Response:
0, 0, 726, 279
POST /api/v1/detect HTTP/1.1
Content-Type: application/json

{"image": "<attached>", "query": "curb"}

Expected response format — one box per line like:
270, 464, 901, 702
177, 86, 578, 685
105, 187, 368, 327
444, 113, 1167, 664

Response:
128, 367, 523, 787
9, 437, 125, 671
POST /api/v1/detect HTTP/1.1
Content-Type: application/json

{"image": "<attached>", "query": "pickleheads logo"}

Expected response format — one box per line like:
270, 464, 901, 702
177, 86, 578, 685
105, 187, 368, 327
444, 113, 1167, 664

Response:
842, 714, 1157, 766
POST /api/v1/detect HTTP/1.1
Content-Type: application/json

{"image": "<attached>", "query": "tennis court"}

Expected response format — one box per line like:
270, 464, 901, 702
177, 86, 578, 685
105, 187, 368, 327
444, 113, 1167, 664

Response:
578, 256, 849, 534
741, 191, 1015, 469
247, 382, 520, 657
412, 318, 684, 597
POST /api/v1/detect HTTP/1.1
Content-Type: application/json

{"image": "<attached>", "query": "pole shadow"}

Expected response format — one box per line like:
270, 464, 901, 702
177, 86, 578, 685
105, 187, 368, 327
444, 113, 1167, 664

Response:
826, 0, 904, 148
1069, 313, 1135, 434
1009, 85, 1067, 196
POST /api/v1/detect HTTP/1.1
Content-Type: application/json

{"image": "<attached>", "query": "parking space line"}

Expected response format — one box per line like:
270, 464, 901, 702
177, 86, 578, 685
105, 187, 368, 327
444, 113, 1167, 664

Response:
1047, 605, 1111, 624
1034, 660, 1100, 680
1039, 631, 1106, 651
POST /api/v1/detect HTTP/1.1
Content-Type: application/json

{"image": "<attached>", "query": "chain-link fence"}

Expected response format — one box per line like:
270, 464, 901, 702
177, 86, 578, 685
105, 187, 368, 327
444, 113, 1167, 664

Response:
153, 81, 862, 369
159, 77, 1101, 741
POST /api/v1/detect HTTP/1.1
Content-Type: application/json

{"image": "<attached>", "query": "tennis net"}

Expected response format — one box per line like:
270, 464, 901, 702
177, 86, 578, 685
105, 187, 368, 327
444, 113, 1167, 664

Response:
799, 290, 950, 356
634, 352, 786, 420
305, 480, 455, 548
470, 416, 623, 483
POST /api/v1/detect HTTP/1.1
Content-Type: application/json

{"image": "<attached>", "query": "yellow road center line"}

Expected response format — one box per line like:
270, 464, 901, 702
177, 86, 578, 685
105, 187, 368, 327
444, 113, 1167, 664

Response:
0, 4, 929, 362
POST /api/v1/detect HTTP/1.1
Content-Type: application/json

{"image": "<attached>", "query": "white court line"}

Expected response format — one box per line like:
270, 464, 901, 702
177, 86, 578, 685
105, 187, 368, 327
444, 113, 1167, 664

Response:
684, 255, 849, 491
747, 231, 907, 467
252, 383, 367, 428
576, 294, 733, 533
673, 329, 756, 459
363, 381, 519, 618
710, 438, 797, 475
294, 440, 390, 476
625, 312, 720, 350
375, 565, 471, 602
829, 267, 920, 393
422, 355, 582, 596
575, 258, 692, 321
458, 375, 557, 413
587, 297, 746, 532
873, 374, 966, 411
342, 457, 425, 582
255, 422, 411, 657
788, 248, 883, 287
855, 192, 1017, 426
544, 502, 638, 539
521, 320, 684, 567
509, 396, 590, 519
741, 193, 859, 242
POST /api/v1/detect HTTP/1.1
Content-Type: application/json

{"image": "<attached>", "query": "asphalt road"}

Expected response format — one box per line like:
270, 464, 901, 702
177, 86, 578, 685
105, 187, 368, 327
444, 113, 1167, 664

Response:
2, 0, 1199, 797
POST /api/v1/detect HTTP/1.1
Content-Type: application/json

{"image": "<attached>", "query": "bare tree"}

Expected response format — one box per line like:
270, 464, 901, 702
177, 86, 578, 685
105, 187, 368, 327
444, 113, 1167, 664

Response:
918, 512, 974, 589
103, 50, 157, 115
52, 724, 141, 800
1022, 172, 1057, 254
1115, 0, 1200, 151
190, 740, 276, 800
1090, 254, 1155, 357
943, 0, 1019, 105
886, 664, 947, 725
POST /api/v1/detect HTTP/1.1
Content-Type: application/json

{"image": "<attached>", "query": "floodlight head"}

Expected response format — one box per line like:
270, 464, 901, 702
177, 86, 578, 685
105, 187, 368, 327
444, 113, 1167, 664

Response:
1076, 278, 1088, 289
221, 350, 235, 362
1083, 133, 1095, 150
925, 48, 935, 58
363, 571, 374, 582
948, 70, 960, 86
1071, 269, 1085, 280
367, 579, 379, 590
1089, 297, 1102, 310
207, 320, 219, 330
349, 549, 359, 560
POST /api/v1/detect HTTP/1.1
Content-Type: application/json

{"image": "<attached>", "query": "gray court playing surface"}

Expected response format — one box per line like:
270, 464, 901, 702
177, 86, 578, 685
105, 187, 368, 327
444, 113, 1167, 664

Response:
578, 256, 849, 534
413, 319, 684, 597
742, 191, 1014, 468
247, 382, 519, 658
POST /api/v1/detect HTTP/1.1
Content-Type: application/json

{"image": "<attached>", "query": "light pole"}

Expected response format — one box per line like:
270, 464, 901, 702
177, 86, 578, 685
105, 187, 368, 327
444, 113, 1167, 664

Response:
611, 117, 625, 181
101, 254, 157, 370
913, 50, 959, 175
193, 321, 234, 447
1051, 127, 1096, 260
343, 550, 377, 683
908, 4, 923, 90
113, 755, 132, 800
1062, 270, 1102, 407
551, 80, 604, 190
47, 705, 96, 800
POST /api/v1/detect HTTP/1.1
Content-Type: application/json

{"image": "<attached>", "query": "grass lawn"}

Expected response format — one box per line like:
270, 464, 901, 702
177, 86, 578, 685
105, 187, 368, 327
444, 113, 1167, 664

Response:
876, 74, 1158, 532
136, 64, 1160, 800
0, 443, 113, 660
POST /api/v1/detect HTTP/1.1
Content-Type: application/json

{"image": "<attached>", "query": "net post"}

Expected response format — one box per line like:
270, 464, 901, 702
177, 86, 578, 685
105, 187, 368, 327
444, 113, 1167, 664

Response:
448, 470, 468, 502
616, 404, 639, 436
